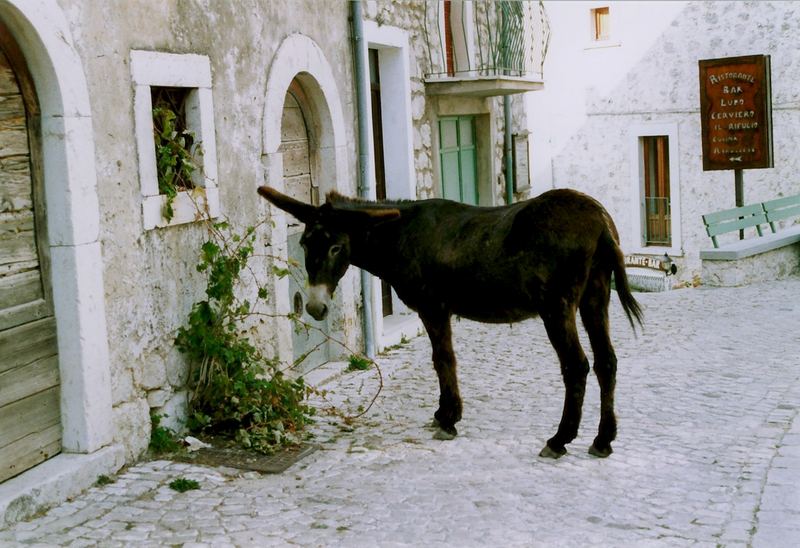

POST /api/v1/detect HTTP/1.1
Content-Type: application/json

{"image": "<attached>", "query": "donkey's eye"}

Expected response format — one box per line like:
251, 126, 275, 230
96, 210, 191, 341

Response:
329, 244, 342, 257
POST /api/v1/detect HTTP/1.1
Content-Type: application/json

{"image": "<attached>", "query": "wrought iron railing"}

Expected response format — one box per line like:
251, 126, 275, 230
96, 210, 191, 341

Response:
644, 197, 671, 246
421, 0, 550, 80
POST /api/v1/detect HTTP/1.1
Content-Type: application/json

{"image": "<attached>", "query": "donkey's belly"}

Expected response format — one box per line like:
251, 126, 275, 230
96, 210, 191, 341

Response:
448, 291, 540, 324
457, 307, 539, 324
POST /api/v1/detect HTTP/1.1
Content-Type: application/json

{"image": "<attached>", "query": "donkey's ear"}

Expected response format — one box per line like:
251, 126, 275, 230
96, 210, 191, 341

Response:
361, 208, 401, 223
258, 186, 317, 223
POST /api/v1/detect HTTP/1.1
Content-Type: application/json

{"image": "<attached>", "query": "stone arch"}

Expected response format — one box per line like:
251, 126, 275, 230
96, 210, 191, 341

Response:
261, 33, 354, 366
262, 33, 348, 192
0, 1, 113, 454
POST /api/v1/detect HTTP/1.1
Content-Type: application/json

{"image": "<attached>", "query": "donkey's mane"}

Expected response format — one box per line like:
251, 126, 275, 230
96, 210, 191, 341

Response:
325, 191, 413, 209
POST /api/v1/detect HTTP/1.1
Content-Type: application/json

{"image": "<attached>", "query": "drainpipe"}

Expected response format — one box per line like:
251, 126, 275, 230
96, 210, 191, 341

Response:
503, 95, 514, 204
351, 0, 376, 359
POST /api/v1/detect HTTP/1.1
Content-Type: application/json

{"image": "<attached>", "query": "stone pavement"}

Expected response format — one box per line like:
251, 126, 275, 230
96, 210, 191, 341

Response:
1, 280, 799, 547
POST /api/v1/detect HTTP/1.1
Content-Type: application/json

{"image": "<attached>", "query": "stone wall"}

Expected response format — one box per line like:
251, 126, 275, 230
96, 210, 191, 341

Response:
702, 243, 800, 287
57, 0, 356, 460
363, 0, 531, 205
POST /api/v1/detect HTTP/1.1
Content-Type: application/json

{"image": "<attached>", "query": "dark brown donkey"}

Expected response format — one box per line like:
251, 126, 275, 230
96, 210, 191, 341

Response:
258, 186, 642, 458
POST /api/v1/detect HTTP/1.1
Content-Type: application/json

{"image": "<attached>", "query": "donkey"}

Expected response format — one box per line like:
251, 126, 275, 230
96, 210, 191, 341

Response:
258, 186, 642, 458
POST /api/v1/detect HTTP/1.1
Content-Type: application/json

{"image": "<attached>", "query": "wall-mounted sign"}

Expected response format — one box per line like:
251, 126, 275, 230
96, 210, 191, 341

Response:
698, 54, 773, 171
625, 254, 675, 273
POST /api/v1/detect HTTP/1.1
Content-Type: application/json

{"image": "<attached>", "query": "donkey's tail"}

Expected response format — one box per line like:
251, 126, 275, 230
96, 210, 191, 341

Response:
603, 230, 644, 331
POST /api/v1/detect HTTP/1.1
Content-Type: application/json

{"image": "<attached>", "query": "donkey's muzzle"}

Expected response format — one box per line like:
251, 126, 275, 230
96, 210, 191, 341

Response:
306, 284, 330, 321
306, 301, 328, 321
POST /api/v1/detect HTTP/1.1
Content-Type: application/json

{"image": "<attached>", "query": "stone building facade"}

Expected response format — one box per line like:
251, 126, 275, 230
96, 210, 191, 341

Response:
529, 1, 800, 287
0, 0, 540, 521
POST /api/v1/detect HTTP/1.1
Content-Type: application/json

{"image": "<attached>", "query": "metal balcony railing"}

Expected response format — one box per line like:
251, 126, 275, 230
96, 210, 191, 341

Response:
421, 0, 550, 92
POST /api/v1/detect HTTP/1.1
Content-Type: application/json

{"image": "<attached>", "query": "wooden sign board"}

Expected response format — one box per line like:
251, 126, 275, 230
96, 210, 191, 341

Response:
698, 55, 773, 171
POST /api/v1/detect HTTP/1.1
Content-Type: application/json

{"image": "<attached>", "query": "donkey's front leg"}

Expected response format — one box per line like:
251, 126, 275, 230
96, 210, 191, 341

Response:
420, 312, 462, 440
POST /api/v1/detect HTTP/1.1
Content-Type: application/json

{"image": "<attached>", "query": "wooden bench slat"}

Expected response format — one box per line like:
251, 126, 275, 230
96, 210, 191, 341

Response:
702, 203, 765, 225
762, 194, 800, 211
764, 203, 800, 223
704, 212, 767, 237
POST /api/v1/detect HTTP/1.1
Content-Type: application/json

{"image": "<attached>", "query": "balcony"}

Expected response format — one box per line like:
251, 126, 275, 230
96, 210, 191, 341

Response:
421, 0, 550, 97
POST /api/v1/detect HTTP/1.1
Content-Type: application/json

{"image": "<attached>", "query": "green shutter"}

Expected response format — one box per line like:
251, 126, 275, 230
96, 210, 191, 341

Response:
439, 116, 479, 205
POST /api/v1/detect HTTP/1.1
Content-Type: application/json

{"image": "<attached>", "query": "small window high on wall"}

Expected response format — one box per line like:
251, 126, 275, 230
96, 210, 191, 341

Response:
591, 7, 610, 41
641, 136, 671, 246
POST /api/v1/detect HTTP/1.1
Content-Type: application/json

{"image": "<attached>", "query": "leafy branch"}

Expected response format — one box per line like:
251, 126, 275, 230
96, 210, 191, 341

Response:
173, 195, 386, 454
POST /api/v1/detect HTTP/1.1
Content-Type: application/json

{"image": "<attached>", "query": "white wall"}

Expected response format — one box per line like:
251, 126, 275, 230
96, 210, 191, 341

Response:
529, 1, 800, 280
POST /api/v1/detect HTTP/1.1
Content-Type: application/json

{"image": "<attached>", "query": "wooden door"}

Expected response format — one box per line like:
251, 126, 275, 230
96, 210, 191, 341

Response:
0, 24, 61, 483
279, 85, 330, 375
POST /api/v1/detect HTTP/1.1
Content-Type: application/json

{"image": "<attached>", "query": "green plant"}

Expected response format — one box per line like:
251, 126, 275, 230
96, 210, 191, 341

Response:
347, 354, 372, 371
152, 92, 199, 222
175, 221, 314, 454
95, 475, 115, 486
149, 413, 181, 454
169, 478, 200, 493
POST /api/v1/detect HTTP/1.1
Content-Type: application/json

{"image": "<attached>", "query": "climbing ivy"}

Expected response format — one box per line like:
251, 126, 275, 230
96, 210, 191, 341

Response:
175, 221, 314, 454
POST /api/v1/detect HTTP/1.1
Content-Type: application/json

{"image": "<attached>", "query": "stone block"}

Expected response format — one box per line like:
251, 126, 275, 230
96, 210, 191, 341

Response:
159, 391, 189, 434
146, 389, 171, 409
135, 353, 167, 391
113, 399, 150, 461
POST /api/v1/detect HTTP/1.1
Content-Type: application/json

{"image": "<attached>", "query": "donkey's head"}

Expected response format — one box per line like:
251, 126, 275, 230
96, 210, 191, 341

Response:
258, 186, 400, 320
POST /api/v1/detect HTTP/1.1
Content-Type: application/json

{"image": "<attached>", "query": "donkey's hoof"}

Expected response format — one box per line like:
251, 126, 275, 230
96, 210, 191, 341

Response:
588, 443, 613, 458
539, 444, 567, 459
428, 417, 441, 429
433, 426, 457, 440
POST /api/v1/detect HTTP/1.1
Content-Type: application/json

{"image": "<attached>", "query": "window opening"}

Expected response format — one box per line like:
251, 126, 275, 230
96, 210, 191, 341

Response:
151, 87, 197, 194
444, 1, 456, 76
591, 7, 610, 41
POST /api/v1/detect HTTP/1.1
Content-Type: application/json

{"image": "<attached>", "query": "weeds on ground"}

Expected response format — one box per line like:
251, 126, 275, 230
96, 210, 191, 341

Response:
149, 413, 181, 454
169, 478, 200, 492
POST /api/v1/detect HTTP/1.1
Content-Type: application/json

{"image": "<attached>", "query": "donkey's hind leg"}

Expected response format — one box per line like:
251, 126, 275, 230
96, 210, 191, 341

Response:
539, 303, 590, 458
580, 275, 618, 458
420, 312, 462, 440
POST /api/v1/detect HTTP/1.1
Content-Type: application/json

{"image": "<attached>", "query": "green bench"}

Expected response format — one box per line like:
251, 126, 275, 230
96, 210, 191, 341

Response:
701, 194, 800, 261
764, 194, 800, 233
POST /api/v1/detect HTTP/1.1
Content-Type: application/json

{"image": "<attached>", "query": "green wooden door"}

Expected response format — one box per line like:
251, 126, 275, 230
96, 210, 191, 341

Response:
439, 116, 478, 205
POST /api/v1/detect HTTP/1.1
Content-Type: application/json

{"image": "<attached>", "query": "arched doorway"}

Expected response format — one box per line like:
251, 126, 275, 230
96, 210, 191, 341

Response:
279, 80, 330, 374
262, 34, 356, 370
0, 21, 60, 482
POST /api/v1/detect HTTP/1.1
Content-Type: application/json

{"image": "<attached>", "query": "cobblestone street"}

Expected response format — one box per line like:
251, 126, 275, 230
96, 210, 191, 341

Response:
1, 280, 799, 547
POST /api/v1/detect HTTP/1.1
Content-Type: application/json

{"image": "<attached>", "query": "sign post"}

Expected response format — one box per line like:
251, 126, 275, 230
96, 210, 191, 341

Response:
699, 54, 773, 237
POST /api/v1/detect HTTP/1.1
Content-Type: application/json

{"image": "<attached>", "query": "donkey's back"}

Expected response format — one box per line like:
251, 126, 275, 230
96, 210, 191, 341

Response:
378, 189, 628, 325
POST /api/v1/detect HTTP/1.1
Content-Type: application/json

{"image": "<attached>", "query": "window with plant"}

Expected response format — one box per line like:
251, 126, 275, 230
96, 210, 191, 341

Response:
151, 86, 201, 222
